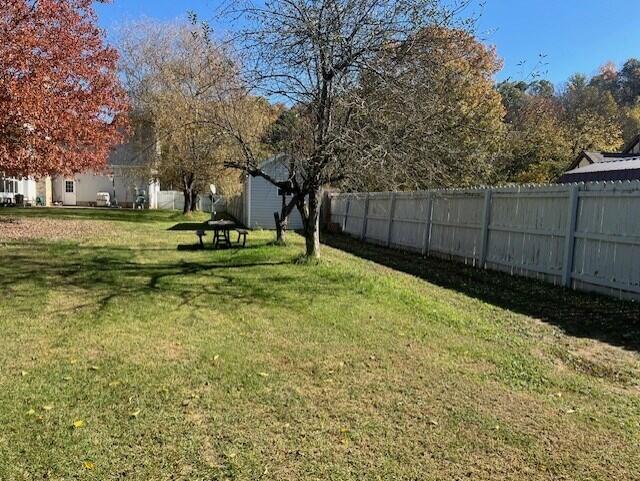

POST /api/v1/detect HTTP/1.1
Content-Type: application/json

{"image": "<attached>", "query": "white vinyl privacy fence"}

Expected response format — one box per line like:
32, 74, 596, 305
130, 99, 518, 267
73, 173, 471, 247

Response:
330, 181, 640, 301
157, 191, 215, 212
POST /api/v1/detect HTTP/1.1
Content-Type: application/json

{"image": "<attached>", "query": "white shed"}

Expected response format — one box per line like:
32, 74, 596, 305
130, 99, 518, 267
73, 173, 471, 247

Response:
238, 156, 304, 230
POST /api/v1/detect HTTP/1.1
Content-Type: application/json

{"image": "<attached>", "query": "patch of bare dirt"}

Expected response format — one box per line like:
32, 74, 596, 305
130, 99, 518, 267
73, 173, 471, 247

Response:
0, 216, 107, 241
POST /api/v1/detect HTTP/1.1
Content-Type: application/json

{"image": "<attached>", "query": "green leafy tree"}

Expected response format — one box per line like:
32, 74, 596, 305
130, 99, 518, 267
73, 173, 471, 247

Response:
347, 26, 506, 191
497, 90, 570, 183
617, 59, 640, 106
561, 74, 623, 155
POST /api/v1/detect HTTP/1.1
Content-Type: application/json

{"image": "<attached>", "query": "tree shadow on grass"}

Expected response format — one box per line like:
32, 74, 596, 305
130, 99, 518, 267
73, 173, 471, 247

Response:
322, 232, 640, 353
177, 244, 266, 251
0, 241, 349, 320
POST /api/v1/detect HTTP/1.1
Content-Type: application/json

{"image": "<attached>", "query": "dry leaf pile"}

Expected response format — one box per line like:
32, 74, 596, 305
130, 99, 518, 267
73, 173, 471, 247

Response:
0, 216, 109, 241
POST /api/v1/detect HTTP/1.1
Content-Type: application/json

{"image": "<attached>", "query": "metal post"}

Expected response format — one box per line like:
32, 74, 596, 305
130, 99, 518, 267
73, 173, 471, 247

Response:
421, 193, 433, 256
562, 185, 579, 287
386, 192, 396, 247
478, 190, 492, 268
360, 194, 370, 241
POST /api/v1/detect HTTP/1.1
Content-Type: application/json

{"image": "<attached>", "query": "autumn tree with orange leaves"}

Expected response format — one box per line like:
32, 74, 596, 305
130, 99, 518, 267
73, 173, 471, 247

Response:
0, 0, 128, 178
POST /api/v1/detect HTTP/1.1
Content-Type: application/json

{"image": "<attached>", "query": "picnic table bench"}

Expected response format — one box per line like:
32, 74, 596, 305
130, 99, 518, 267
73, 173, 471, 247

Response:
195, 221, 249, 249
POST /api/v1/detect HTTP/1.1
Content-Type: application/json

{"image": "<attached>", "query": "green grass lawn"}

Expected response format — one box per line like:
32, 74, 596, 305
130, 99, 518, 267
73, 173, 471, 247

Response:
1, 208, 639, 480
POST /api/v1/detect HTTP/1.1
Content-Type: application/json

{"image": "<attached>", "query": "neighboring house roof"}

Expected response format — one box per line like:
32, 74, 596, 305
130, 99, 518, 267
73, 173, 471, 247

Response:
560, 157, 640, 183
564, 133, 640, 180
567, 150, 637, 170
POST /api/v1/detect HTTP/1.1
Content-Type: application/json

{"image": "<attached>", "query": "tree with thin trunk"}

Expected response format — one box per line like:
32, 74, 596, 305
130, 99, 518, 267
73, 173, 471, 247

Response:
216, 0, 476, 258
117, 21, 271, 214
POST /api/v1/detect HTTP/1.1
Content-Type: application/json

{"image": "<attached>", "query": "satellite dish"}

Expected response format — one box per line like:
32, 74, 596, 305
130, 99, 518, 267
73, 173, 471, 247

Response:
209, 184, 217, 195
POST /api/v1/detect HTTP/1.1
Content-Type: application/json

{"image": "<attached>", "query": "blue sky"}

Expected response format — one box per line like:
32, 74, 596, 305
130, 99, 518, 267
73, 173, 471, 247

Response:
96, 0, 640, 88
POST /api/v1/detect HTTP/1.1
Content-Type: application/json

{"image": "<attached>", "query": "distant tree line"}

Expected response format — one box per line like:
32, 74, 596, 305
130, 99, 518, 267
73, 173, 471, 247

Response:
264, 48, 640, 192
496, 59, 640, 184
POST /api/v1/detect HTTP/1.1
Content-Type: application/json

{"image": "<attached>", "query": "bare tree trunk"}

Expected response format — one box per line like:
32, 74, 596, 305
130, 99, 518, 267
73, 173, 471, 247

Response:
299, 188, 321, 258
182, 173, 196, 215
274, 194, 300, 244
182, 191, 192, 214
190, 191, 199, 212
274, 194, 290, 243
274, 212, 286, 243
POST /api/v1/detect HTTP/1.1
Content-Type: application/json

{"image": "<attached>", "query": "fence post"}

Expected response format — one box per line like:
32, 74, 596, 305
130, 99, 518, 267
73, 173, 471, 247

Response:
342, 195, 351, 233
562, 185, 579, 287
421, 193, 433, 256
478, 189, 492, 268
360, 193, 370, 241
386, 192, 396, 247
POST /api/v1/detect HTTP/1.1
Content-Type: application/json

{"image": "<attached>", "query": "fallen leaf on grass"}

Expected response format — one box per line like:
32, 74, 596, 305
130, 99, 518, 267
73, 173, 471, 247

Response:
20, 371, 28, 377
83, 461, 95, 470
26, 409, 36, 416
73, 420, 85, 428
42, 405, 54, 411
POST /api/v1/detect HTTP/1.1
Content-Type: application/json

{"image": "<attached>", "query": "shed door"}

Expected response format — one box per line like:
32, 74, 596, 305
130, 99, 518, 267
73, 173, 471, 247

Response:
63, 179, 77, 206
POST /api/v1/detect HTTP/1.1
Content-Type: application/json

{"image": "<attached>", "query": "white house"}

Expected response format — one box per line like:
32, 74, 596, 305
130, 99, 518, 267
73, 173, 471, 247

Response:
51, 166, 159, 208
0, 176, 37, 205
51, 122, 160, 208
231, 156, 304, 229
2, 120, 160, 209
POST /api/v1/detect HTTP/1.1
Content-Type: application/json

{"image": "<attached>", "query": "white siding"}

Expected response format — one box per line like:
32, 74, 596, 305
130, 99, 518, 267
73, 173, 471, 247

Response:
77, 173, 114, 204
19, 178, 37, 203
0, 177, 36, 203
248, 159, 304, 230
53, 169, 155, 207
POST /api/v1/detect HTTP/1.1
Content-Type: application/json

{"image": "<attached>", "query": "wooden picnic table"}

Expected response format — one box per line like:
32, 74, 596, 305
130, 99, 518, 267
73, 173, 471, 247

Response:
207, 220, 236, 249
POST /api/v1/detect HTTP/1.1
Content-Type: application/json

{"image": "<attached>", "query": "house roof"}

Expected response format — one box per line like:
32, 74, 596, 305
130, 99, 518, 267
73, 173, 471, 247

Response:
568, 150, 638, 170
560, 157, 640, 183
565, 132, 640, 178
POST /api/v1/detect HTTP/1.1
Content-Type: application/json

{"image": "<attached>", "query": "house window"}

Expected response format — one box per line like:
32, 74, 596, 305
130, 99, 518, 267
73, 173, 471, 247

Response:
0, 177, 18, 194
65, 181, 74, 193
